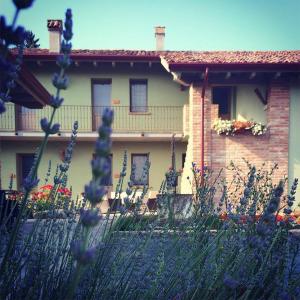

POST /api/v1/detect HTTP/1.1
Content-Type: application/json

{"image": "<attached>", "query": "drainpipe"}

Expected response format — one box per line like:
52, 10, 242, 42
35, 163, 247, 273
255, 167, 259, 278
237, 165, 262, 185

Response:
201, 67, 209, 176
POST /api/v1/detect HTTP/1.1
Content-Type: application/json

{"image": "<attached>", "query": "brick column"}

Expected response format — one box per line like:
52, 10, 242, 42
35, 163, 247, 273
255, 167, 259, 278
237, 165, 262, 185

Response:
181, 83, 212, 193
267, 81, 290, 183
189, 83, 212, 168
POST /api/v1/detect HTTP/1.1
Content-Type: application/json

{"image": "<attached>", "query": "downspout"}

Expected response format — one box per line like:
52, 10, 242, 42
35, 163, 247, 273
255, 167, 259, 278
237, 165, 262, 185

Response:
201, 67, 209, 175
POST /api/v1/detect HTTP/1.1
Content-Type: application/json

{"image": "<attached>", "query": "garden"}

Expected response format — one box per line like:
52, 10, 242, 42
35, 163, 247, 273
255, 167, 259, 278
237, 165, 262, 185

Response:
1, 1, 300, 299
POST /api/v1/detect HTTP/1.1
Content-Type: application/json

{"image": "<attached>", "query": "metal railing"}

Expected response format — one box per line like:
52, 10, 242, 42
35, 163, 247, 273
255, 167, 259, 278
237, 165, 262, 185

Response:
0, 104, 184, 133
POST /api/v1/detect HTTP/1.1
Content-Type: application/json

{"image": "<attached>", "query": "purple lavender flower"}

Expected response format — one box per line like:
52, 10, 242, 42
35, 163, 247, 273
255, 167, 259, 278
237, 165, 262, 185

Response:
40, 118, 60, 135
63, 9, 73, 41
98, 124, 112, 139
50, 95, 64, 108
13, 0, 34, 10
95, 139, 111, 156
52, 73, 69, 90
0, 92, 11, 103
223, 273, 239, 289
102, 108, 114, 125
91, 157, 110, 178
80, 208, 102, 227
84, 181, 107, 205
0, 100, 6, 113
70, 240, 96, 265
57, 55, 71, 69
61, 40, 72, 54
23, 176, 39, 192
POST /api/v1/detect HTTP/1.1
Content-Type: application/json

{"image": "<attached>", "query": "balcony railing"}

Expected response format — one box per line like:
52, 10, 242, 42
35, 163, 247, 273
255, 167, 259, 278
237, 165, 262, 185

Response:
0, 104, 184, 134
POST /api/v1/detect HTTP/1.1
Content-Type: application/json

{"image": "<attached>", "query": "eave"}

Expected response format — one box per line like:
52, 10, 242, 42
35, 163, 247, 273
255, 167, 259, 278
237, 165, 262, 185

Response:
168, 62, 300, 72
15, 64, 51, 108
20, 53, 160, 63
5, 52, 51, 108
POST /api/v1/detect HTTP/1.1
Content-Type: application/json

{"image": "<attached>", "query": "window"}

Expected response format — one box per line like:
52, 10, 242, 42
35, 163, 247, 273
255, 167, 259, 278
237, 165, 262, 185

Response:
212, 86, 234, 120
131, 154, 149, 185
130, 79, 147, 112
92, 79, 112, 130
17, 154, 35, 189
93, 153, 113, 186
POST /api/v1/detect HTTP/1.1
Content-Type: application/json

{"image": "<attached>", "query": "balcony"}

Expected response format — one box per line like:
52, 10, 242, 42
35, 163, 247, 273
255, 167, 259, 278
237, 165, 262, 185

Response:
0, 104, 184, 134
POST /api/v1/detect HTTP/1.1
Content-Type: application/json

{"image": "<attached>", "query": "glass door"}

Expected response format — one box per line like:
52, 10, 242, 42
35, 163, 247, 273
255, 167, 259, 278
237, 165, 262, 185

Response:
92, 79, 112, 130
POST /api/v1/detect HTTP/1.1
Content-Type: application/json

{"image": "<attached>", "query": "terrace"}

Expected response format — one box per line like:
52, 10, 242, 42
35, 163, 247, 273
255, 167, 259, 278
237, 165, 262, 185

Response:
0, 104, 185, 135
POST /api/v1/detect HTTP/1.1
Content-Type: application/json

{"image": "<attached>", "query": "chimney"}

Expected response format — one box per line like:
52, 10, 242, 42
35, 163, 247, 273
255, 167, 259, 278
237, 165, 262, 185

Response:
155, 26, 165, 51
47, 19, 62, 53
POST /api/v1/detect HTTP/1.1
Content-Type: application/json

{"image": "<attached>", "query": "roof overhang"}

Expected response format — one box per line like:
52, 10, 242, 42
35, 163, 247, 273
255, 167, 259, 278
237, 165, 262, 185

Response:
4, 52, 51, 108
160, 56, 300, 85
14, 64, 51, 108
167, 62, 300, 72
19, 53, 161, 63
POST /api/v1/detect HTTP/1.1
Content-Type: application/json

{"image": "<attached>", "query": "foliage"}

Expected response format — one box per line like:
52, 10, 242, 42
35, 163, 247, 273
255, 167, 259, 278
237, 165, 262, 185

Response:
24, 30, 40, 48
30, 184, 71, 212
213, 118, 267, 136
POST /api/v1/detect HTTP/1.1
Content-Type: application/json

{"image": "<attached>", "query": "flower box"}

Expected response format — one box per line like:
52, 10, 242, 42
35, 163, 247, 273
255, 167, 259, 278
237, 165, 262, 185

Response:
212, 119, 267, 136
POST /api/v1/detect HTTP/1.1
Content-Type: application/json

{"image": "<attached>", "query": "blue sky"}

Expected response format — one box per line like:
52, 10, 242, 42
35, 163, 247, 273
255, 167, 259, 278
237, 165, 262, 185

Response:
1, 0, 300, 51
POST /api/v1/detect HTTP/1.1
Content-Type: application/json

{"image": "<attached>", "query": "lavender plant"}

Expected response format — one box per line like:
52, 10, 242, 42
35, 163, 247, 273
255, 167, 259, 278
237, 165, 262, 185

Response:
0, 3, 300, 299
0, 6, 73, 279
66, 108, 113, 299
0, 0, 34, 113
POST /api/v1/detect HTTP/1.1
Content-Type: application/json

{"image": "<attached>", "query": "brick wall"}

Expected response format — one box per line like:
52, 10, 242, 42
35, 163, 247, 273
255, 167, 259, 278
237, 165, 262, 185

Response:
184, 81, 290, 188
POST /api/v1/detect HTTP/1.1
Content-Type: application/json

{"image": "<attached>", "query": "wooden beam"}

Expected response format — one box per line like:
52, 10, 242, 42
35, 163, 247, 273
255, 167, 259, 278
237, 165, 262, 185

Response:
225, 72, 231, 79
249, 72, 256, 79
274, 72, 281, 79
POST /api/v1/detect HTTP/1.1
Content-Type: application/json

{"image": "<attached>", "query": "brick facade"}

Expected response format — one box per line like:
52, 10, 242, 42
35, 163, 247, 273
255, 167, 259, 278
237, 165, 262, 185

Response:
182, 81, 290, 191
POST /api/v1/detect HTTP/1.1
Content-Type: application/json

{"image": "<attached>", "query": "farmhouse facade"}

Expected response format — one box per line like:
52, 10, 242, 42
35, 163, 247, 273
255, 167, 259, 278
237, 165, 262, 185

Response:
0, 22, 299, 202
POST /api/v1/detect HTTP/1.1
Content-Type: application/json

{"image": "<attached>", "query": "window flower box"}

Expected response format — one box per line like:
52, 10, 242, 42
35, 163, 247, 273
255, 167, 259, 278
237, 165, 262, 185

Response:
212, 119, 267, 136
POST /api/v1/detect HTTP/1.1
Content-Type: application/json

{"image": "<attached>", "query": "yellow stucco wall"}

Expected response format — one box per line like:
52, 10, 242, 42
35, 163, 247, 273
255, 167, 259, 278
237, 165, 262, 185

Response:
0, 140, 187, 198
235, 84, 267, 124
32, 65, 189, 107
0, 65, 189, 133
289, 84, 300, 204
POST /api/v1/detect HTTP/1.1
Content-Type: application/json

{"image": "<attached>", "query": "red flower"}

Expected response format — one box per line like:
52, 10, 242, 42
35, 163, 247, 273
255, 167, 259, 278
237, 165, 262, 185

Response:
40, 184, 53, 190
219, 213, 228, 221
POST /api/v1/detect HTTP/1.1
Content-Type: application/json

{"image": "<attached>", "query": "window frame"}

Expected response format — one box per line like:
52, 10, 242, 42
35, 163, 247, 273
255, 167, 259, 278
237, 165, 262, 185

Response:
131, 153, 149, 186
211, 86, 236, 120
91, 78, 112, 131
129, 79, 148, 113
16, 153, 35, 190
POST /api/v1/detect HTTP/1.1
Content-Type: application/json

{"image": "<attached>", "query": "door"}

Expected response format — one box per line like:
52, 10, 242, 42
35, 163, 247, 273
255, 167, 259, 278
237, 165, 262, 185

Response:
17, 153, 35, 190
92, 79, 112, 130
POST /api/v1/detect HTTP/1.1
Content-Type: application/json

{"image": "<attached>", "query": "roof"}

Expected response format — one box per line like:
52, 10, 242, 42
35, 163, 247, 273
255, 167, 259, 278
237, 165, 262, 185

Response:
162, 50, 300, 65
17, 49, 161, 61
17, 48, 300, 64
6, 52, 51, 108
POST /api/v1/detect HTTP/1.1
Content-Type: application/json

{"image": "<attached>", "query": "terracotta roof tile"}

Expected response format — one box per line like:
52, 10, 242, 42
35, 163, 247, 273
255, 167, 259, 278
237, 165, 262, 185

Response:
15, 49, 300, 65
162, 50, 300, 64
19, 48, 160, 57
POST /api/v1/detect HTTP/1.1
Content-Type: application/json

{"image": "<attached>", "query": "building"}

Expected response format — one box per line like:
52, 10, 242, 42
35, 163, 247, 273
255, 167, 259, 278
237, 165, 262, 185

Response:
0, 21, 299, 204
